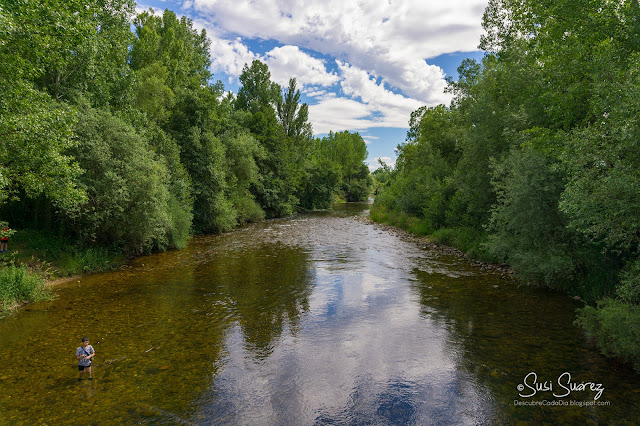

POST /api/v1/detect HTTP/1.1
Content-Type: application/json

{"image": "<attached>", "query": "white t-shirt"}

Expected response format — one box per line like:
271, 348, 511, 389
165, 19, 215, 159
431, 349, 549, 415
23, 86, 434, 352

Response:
76, 345, 94, 367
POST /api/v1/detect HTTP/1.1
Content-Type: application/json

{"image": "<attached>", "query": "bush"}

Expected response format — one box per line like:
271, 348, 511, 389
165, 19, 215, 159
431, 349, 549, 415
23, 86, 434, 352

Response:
233, 194, 265, 224
0, 264, 49, 312
431, 227, 490, 259
10, 228, 123, 277
484, 144, 577, 288
576, 299, 640, 372
298, 161, 341, 210
407, 218, 433, 236
57, 247, 121, 274
617, 257, 640, 304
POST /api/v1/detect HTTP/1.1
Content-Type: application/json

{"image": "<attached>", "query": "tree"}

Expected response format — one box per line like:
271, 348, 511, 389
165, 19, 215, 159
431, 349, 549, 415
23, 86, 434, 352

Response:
220, 122, 266, 224
0, 0, 135, 210
276, 78, 312, 138
485, 141, 576, 287
313, 131, 371, 202
131, 9, 234, 234
71, 106, 176, 253
236, 60, 280, 113
131, 9, 211, 91
372, 0, 640, 369
2, 0, 135, 105
0, 81, 85, 210
236, 61, 301, 217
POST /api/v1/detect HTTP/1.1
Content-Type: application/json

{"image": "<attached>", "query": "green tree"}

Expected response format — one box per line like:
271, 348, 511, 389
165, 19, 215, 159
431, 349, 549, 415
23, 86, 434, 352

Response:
314, 131, 371, 202
169, 88, 235, 233
372, 0, 640, 369
131, 9, 234, 234
0, 0, 136, 209
236, 61, 280, 113
71, 106, 176, 253
1, 0, 135, 105
485, 140, 576, 287
0, 82, 85, 209
276, 78, 312, 139
131, 9, 211, 91
220, 121, 266, 224
236, 61, 300, 217
374, 106, 459, 227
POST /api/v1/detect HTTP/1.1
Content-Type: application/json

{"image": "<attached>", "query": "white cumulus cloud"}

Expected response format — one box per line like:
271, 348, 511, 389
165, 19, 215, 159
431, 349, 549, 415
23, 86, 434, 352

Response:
264, 45, 340, 89
208, 37, 259, 78
152, 1, 488, 136
308, 97, 373, 134
185, 0, 487, 103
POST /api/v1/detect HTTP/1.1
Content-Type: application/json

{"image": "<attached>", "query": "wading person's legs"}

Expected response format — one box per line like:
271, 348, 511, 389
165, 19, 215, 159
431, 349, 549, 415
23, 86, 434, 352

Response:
78, 365, 91, 380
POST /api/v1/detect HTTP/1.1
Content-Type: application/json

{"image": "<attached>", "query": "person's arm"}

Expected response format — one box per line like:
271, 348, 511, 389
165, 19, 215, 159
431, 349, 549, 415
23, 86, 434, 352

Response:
76, 349, 83, 360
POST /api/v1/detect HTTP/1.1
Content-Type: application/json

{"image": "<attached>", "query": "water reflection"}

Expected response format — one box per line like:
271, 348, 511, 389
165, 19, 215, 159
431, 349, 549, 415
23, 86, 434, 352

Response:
410, 262, 640, 423
192, 240, 313, 358
1, 202, 639, 424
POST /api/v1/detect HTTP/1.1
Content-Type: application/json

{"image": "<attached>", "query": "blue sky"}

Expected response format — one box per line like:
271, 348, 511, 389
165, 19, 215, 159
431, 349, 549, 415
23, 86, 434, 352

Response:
136, 0, 488, 169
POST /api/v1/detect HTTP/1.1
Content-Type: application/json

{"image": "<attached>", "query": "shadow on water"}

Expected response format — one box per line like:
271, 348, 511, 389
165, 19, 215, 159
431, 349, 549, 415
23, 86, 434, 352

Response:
1, 201, 639, 424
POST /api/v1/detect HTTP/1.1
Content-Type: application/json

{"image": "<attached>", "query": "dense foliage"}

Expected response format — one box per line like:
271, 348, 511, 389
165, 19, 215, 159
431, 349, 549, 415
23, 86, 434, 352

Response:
0, 2, 371, 260
373, 0, 640, 369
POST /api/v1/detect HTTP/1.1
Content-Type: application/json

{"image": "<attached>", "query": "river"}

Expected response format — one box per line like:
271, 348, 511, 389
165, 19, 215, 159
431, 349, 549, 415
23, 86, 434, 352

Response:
1, 202, 639, 424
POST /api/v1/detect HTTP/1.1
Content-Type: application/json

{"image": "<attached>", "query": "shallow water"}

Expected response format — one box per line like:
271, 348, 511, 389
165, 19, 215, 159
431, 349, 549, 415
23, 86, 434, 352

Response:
1, 202, 639, 424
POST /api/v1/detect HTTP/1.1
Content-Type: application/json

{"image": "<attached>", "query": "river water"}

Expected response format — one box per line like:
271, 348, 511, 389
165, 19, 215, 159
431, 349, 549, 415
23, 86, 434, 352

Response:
1, 202, 639, 424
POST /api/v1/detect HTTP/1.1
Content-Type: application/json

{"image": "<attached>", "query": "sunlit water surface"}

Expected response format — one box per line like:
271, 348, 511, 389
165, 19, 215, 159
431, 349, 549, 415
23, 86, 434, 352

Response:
1, 203, 639, 424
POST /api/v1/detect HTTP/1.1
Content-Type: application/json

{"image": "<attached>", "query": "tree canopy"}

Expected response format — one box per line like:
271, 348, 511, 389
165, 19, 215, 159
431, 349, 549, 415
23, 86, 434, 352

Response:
0, 2, 372, 253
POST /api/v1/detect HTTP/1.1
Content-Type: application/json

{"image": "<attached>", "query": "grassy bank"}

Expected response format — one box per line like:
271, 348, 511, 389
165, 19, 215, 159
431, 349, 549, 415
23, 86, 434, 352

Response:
8, 229, 125, 278
369, 206, 495, 263
0, 263, 50, 313
0, 229, 126, 316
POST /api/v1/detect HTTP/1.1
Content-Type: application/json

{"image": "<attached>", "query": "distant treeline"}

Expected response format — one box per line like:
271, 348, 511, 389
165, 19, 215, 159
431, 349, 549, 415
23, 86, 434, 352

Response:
0, 2, 371, 253
373, 0, 640, 370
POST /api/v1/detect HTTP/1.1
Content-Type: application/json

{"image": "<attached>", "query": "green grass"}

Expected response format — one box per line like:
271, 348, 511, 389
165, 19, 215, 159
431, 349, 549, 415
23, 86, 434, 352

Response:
9, 229, 124, 278
370, 206, 416, 231
431, 227, 486, 257
0, 228, 125, 315
0, 228, 131, 316
0, 263, 50, 314
370, 206, 495, 262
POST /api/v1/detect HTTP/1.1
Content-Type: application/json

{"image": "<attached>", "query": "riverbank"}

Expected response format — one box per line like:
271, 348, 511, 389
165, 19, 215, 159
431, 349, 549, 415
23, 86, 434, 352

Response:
364, 210, 640, 370
361, 213, 518, 280
0, 228, 128, 316
365, 211, 591, 304
0, 204, 343, 315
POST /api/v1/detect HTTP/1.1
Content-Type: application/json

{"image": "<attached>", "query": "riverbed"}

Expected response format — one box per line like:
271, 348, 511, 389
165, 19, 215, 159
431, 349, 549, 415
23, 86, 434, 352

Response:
0, 202, 638, 424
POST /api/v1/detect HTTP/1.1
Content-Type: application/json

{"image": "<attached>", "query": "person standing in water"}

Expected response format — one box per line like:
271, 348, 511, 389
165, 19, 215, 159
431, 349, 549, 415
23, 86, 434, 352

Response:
76, 337, 95, 381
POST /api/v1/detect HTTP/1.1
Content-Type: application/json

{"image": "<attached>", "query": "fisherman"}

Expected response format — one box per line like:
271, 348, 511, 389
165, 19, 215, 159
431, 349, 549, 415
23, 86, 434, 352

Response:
75, 337, 95, 381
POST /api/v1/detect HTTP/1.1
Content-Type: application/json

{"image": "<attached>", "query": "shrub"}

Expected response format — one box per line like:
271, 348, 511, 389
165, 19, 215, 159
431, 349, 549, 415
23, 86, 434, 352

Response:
576, 299, 640, 372
0, 264, 49, 312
